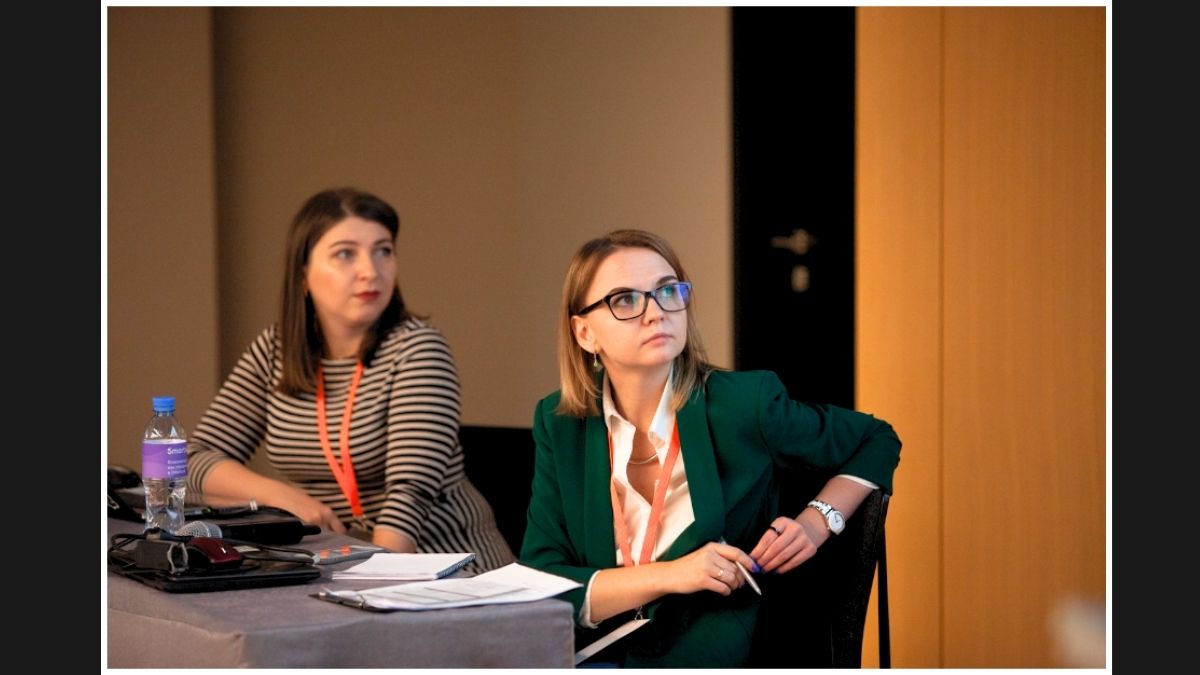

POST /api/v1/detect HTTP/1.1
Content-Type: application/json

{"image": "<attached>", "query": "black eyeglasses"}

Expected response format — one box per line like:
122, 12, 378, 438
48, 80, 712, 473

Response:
574, 281, 693, 320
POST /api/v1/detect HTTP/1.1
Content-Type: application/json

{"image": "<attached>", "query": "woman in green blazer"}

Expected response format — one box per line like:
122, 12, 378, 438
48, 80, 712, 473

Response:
520, 230, 900, 667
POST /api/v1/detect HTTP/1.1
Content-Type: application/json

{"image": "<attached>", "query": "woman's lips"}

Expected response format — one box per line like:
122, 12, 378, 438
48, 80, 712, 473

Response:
355, 291, 380, 301
643, 333, 671, 345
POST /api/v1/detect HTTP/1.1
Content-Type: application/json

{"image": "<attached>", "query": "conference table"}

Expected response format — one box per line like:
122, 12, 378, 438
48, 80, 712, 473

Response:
105, 518, 576, 667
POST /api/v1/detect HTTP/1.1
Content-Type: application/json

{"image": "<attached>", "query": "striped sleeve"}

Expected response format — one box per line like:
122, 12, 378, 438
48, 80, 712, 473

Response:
186, 328, 275, 497
375, 325, 463, 544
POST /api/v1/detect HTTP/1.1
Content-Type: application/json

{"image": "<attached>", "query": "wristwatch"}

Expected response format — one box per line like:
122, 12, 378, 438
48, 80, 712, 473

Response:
807, 499, 846, 535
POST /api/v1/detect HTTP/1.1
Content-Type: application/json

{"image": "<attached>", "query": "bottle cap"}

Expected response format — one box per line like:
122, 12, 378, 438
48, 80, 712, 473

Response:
152, 396, 176, 413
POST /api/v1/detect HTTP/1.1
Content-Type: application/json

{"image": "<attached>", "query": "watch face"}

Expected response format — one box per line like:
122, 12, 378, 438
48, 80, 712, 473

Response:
829, 511, 845, 533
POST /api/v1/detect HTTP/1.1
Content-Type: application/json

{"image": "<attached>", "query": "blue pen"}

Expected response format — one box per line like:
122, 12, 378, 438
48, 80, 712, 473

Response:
719, 538, 762, 595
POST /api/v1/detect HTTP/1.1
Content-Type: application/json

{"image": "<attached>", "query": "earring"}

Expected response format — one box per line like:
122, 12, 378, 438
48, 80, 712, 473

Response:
592, 350, 602, 372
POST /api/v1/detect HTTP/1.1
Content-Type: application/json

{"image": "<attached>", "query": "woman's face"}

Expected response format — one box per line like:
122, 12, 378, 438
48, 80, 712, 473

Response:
572, 247, 687, 378
305, 216, 396, 343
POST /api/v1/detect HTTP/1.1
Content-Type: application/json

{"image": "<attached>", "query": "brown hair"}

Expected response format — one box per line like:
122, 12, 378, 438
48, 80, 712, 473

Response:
555, 229, 711, 417
277, 187, 413, 395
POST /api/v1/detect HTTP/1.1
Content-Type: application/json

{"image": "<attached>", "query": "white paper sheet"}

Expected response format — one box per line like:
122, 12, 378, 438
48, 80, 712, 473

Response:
330, 552, 475, 580
320, 562, 582, 611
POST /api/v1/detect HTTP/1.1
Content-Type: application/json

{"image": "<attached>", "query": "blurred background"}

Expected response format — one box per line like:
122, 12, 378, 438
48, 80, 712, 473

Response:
104, 6, 1106, 668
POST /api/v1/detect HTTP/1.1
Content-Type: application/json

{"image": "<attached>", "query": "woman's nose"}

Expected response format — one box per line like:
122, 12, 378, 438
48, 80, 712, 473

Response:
357, 257, 378, 279
642, 294, 665, 323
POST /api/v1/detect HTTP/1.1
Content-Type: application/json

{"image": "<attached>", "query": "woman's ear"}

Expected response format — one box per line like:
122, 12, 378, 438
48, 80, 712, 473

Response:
571, 315, 595, 354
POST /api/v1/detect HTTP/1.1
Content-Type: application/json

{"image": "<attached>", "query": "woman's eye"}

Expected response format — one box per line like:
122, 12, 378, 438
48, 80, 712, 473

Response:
334, 249, 354, 261
374, 246, 394, 258
658, 284, 677, 298
611, 292, 638, 308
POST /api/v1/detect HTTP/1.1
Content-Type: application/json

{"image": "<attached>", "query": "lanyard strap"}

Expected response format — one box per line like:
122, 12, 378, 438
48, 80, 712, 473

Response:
609, 423, 682, 567
316, 362, 365, 520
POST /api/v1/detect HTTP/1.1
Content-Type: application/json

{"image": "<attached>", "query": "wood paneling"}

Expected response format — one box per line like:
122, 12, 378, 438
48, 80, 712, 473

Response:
858, 6, 1105, 667
856, 7, 944, 668
941, 8, 1105, 666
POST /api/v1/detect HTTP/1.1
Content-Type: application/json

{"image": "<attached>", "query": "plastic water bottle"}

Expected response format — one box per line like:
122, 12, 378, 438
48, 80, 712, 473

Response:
142, 395, 188, 533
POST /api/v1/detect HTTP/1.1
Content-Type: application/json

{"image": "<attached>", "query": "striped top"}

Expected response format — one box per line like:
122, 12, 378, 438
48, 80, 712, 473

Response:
186, 318, 513, 572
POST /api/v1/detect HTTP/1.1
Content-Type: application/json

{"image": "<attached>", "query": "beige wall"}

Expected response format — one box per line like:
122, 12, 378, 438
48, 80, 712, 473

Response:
857, 7, 1106, 668
107, 8, 220, 469
106, 7, 731, 473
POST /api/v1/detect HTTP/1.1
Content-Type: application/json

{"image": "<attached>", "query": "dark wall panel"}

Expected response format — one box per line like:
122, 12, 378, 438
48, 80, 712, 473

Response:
732, 7, 856, 408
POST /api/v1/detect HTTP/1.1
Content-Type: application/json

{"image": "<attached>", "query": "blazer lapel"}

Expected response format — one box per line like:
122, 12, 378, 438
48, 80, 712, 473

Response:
662, 385, 725, 560
582, 413, 617, 567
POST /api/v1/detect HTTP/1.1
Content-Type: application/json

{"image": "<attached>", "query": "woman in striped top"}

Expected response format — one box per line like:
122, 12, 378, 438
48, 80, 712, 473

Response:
186, 188, 512, 572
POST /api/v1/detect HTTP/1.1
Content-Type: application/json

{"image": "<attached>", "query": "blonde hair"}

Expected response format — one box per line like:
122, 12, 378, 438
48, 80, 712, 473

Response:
555, 229, 711, 417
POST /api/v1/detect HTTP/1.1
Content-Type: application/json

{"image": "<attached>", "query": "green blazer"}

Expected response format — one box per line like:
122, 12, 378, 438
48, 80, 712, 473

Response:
519, 370, 901, 668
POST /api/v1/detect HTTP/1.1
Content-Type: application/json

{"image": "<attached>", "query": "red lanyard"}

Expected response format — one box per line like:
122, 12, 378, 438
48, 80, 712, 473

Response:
609, 423, 682, 566
316, 362, 365, 520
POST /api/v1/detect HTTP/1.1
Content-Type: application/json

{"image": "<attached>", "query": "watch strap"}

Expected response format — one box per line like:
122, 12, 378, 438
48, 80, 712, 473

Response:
807, 499, 833, 516
807, 499, 843, 534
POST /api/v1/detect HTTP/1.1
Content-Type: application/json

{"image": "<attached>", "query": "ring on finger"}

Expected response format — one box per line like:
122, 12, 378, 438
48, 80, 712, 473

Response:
770, 525, 784, 536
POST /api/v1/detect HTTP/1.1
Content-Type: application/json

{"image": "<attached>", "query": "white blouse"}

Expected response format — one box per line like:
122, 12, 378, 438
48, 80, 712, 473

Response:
579, 374, 695, 627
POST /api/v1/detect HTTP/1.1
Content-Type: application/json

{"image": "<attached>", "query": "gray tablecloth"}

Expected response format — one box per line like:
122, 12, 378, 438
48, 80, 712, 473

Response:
106, 519, 575, 667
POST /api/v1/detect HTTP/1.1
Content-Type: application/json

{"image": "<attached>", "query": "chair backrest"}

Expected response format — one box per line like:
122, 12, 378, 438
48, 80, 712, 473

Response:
458, 425, 536, 555
747, 469, 891, 668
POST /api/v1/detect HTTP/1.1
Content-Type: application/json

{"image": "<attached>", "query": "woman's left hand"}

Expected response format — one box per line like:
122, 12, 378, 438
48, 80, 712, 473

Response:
372, 526, 418, 553
749, 516, 824, 574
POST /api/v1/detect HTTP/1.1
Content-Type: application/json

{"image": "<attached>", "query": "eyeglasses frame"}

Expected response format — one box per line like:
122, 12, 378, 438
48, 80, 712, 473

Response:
573, 281, 693, 321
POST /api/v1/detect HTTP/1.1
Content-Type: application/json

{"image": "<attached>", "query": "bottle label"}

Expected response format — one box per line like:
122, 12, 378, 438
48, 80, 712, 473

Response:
142, 440, 188, 480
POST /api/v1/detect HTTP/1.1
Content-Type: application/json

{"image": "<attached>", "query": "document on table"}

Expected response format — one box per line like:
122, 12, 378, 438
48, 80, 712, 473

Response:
331, 552, 475, 580
317, 562, 582, 611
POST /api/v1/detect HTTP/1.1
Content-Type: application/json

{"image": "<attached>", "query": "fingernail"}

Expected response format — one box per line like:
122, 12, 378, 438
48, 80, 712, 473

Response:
751, 562, 761, 574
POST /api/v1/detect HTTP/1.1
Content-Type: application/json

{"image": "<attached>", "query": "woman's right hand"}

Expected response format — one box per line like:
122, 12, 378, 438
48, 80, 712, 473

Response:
586, 540, 759, 623
662, 541, 756, 596
265, 484, 346, 534
199, 461, 347, 534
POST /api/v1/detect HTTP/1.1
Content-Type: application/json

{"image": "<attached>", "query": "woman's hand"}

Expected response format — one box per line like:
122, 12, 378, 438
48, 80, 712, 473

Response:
749, 516, 824, 574
372, 526, 417, 552
266, 485, 346, 534
200, 461, 346, 534
587, 541, 759, 623
663, 541, 757, 596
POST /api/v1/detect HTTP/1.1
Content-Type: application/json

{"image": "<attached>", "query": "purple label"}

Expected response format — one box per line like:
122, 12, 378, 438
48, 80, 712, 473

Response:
142, 440, 188, 480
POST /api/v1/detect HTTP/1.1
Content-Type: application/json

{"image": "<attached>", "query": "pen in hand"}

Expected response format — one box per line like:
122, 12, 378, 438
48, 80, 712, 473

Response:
719, 538, 762, 596
733, 559, 762, 595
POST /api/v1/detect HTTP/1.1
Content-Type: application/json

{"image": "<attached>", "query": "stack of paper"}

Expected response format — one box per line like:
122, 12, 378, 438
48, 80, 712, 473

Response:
331, 552, 476, 581
319, 562, 582, 611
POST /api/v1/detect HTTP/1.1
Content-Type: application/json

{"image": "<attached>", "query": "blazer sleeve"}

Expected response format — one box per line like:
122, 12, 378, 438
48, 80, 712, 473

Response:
518, 398, 601, 616
756, 371, 901, 493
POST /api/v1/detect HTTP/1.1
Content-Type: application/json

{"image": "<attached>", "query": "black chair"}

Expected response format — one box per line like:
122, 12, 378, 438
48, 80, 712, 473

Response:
747, 469, 892, 668
458, 425, 537, 555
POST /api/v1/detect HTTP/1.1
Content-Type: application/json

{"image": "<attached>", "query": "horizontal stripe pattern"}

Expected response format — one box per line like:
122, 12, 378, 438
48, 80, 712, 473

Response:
187, 318, 512, 572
